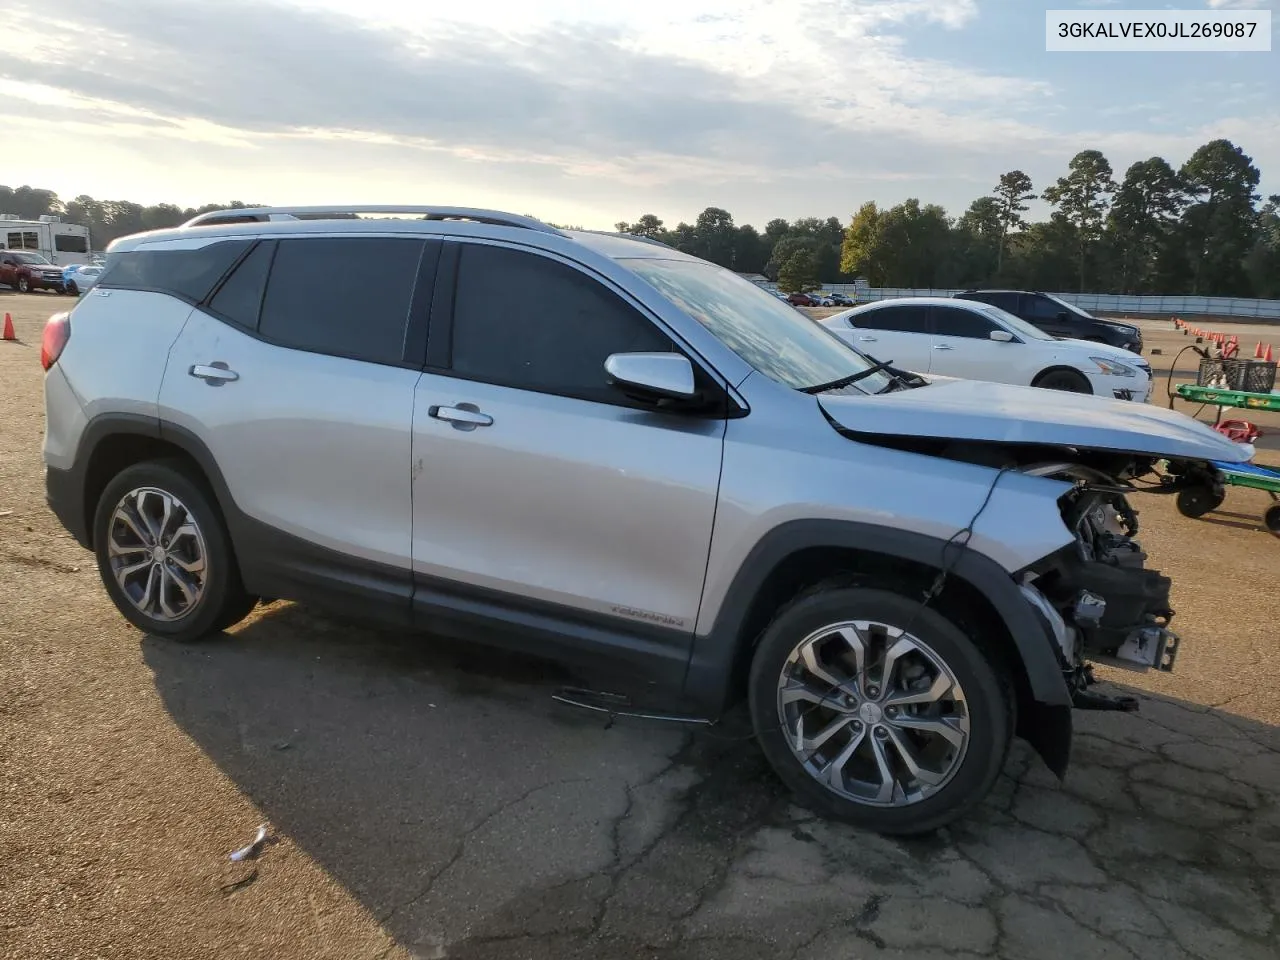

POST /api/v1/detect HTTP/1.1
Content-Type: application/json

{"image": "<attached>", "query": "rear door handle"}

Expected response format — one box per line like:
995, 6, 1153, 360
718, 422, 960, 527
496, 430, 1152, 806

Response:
189, 362, 239, 383
428, 403, 493, 429
857, 336, 877, 342
932, 344, 954, 351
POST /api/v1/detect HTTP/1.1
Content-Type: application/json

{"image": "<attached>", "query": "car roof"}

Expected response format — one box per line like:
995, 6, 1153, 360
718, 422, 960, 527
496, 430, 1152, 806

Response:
855, 296, 988, 309
104, 206, 700, 265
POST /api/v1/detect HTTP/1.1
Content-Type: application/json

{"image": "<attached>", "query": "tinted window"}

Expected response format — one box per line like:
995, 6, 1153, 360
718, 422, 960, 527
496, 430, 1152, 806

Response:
207, 240, 275, 331
259, 237, 425, 366
856, 305, 930, 334
55, 234, 88, 253
98, 239, 253, 302
450, 244, 673, 404
1022, 295, 1070, 322
932, 306, 997, 339
963, 291, 1017, 312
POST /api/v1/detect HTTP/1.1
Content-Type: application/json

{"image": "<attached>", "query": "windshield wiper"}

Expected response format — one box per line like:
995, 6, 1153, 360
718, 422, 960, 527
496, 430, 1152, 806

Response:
799, 359, 896, 395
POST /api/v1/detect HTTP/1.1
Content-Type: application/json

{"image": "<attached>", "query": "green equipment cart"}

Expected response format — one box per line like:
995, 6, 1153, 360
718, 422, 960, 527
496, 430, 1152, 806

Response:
1169, 384, 1280, 535
1174, 382, 1280, 420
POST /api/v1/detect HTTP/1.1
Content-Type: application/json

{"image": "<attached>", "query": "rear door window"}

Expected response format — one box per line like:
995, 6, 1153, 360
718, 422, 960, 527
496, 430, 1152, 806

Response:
257, 237, 428, 367
854, 305, 931, 334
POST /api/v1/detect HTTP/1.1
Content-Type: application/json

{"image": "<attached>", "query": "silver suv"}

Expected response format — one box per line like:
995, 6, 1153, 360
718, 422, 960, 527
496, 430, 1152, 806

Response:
40, 206, 1246, 834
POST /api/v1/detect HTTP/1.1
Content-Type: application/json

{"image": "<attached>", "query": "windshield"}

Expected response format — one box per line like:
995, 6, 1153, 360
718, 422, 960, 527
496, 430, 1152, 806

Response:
14, 252, 51, 265
1044, 292, 1094, 321
980, 305, 1056, 341
622, 258, 894, 395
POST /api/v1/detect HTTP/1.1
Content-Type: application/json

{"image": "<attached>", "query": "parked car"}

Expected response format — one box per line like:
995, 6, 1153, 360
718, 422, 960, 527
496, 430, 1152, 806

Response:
42, 204, 1245, 835
820, 297, 1152, 400
0, 251, 68, 293
953, 290, 1143, 354
827, 293, 855, 307
786, 292, 818, 306
63, 264, 104, 296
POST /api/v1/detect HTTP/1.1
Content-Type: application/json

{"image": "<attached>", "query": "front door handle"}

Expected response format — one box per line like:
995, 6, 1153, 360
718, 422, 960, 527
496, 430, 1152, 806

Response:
189, 362, 239, 383
932, 344, 954, 351
857, 336, 877, 342
428, 403, 493, 429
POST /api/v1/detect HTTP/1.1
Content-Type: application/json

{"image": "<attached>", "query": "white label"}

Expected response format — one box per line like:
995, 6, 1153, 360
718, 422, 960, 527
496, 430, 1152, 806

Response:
1046, 9, 1271, 52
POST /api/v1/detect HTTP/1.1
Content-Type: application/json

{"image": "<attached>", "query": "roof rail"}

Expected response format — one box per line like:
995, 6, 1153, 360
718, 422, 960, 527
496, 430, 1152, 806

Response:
575, 229, 672, 249
180, 205, 567, 235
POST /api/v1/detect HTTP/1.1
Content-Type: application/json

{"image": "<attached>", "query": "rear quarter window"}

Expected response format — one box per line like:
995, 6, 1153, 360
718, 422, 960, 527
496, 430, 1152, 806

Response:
97, 240, 254, 303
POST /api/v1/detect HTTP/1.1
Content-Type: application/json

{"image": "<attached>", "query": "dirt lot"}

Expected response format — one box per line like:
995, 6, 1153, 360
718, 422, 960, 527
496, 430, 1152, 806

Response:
2, 291, 1279, 960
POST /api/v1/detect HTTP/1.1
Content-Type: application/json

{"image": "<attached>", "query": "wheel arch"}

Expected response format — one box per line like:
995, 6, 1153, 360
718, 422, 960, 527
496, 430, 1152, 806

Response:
683, 519, 1073, 776
66, 414, 236, 551
1032, 364, 1093, 393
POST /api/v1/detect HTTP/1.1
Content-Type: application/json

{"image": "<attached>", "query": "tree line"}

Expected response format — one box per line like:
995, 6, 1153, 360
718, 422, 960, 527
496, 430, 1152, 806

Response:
614, 139, 1278, 299
5, 137, 1276, 298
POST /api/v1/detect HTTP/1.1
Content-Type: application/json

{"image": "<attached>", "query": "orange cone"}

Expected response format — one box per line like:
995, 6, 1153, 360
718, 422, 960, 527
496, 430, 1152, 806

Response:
1256, 342, 1265, 358
1, 313, 13, 342
1266, 344, 1274, 363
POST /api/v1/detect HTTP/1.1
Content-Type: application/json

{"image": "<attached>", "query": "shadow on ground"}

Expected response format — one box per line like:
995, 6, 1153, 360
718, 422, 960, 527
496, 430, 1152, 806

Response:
143, 602, 1280, 960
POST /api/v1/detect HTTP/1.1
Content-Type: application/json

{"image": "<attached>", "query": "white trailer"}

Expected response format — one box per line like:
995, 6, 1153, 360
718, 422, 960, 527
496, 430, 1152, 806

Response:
0, 215, 92, 267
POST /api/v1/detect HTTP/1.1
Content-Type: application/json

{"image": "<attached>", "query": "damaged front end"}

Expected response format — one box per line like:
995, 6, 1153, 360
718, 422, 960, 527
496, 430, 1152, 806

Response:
1015, 458, 1201, 710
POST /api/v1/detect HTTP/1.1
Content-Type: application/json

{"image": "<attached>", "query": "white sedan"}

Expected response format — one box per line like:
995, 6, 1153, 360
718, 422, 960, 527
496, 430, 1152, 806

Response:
63, 264, 104, 296
819, 296, 1152, 401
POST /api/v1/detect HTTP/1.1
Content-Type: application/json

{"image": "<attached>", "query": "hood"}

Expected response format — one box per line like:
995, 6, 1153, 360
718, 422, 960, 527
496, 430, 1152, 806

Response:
1050, 337, 1146, 367
818, 377, 1249, 463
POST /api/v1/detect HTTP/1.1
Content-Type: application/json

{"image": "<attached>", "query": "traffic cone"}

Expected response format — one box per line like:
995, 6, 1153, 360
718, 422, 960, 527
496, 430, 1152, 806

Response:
1, 313, 14, 341
1266, 344, 1274, 363
1256, 342, 1265, 358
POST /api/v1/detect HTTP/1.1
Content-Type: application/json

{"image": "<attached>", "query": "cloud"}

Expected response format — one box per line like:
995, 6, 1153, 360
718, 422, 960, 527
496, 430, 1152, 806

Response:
0, 0, 1045, 174
0, 0, 1274, 225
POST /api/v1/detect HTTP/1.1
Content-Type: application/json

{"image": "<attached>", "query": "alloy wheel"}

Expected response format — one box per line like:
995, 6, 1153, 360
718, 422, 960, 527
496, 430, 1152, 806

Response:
775, 619, 971, 807
106, 486, 209, 622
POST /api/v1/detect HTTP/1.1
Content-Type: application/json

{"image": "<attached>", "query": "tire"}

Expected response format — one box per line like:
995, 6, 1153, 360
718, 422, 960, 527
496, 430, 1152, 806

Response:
16, 275, 29, 293
1176, 486, 1223, 519
1263, 504, 1280, 538
92, 459, 256, 641
748, 585, 1013, 835
1032, 368, 1092, 394
64, 282, 78, 296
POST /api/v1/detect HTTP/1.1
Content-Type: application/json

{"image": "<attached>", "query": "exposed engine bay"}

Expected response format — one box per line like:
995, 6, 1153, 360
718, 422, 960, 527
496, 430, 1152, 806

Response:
858, 433, 1217, 710
1017, 460, 1181, 704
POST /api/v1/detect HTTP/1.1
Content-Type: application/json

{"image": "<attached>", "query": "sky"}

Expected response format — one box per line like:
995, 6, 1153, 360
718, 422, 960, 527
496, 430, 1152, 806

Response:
1, 0, 1276, 230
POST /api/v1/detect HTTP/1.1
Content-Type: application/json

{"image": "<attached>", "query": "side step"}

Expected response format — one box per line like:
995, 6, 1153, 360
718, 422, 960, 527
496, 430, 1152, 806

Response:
551, 687, 714, 727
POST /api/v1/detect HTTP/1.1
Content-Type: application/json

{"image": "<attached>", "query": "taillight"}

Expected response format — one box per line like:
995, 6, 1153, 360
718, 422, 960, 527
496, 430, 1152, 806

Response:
41, 312, 71, 371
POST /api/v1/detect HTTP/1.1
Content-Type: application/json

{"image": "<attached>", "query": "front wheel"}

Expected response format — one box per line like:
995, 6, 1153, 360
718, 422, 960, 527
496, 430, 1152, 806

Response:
16, 275, 29, 293
748, 585, 1012, 835
92, 459, 256, 641
1033, 368, 1092, 394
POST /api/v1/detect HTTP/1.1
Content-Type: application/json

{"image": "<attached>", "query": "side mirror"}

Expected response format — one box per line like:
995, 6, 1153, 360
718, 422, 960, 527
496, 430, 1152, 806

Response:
989, 330, 1014, 342
605, 352, 698, 402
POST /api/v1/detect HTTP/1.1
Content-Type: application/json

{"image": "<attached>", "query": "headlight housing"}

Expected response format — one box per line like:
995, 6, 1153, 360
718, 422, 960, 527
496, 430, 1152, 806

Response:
1091, 356, 1137, 377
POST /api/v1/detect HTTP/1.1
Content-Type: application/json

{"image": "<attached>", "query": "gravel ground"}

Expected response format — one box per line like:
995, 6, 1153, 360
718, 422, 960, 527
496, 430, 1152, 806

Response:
2, 292, 1278, 960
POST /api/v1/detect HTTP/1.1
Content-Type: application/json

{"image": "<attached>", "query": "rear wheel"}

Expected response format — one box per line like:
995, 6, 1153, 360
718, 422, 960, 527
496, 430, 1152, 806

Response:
92, 459, 256, 641
748, 585, 1012, 835
1033, 368, 1092, 394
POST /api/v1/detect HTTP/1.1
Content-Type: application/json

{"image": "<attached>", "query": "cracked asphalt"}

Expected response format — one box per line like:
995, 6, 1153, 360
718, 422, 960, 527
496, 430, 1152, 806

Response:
2, 294, 1279, 960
